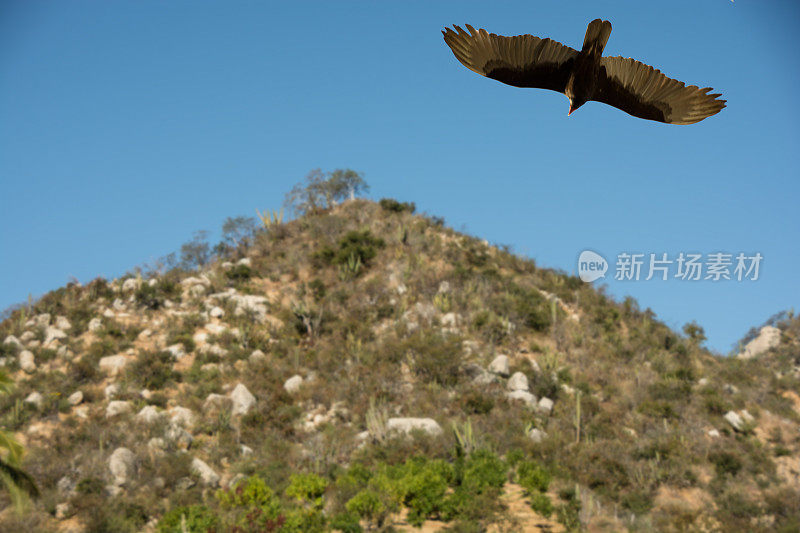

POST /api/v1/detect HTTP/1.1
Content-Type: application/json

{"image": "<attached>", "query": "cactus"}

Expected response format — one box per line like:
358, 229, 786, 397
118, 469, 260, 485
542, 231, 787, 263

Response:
452, 419, 477, 457
256, 208, 284, 229
338, 252, 362, 280
575, 395, 582, 444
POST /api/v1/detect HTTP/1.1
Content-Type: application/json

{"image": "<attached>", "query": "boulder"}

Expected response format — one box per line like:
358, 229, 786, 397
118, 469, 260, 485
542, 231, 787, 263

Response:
54, 316, 72, 331
506, 390, 538, 408
99, 355, 128, 376
249, 349, 267, 364
3, 335, 22, 349
527, 428, 547, 443
136, 405, 165, 425
104, 383, 120, 399
724, 411, 745, 431
121, 278, 141, 292
164, 423, 193, 449
24, 391, 44, 409
488, 355, 510, 377
67, 391, 83, 406
87, 318, 103, 332
284, 375, 304, 394
386, 417, 443, 437
191, 458, 220, 487
738, 326, 781, 359
19, 350, 36, 373
230, 383, 256, 416
209, 306, 225, 318
507, 371, 529, 392
108, 447, 137, 485
106, 401, 132, 418
169, 406, 196, 429
537, 397, 554, 415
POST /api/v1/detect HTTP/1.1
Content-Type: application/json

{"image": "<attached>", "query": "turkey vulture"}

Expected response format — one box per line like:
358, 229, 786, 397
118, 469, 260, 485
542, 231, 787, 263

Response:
442, 19, 726, 124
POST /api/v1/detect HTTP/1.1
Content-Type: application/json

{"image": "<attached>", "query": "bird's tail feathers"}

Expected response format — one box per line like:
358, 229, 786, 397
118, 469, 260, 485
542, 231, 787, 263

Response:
582, 19, 612, 55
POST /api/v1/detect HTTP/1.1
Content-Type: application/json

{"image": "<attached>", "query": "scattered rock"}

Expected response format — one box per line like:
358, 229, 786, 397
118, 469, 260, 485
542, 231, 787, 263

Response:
724, 411, 746, 432
537, 397, 554, 415
147, 438, 167, 456
230, 383, 256, 416
99, 355, 128, 376
488, 355, 510, 377
136, 406, 165, 425
737, 326, 781, 359
527, 428, 547, 443
506, 390, 538, 408
249, 349, 267, 364
441, 312, 461, 328
121, 278, 141, 292
19, 350, 36, 373
386, 417, 443, 437
3, 335, 22, 349
169, 406, 196, 429
284, 375, 304, 394
24, 391, 44, 409
507, 371, 529, 392
191, 458, 220, 487
708, 429, 720, 438
108, 447, 137, 486
164, 423, 193, 449
55, 502, 72, 520
240, 445, 253, 456
438, 281, 451, 294
54, 316, 72, 331
209, 306, 225, 318
165, 344, 186, 359
20, 331, 36, 343
237, 257, 252, 267
106, 401, 133, 418
87, 318, 103, 332
697, 378, 709, 387
67, 391, 83, 406
105, 384, 120, 399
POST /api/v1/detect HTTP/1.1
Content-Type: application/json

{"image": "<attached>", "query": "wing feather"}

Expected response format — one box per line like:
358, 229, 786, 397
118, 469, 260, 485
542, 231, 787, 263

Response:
594, 56, 726, 124
442, 25, 578, 93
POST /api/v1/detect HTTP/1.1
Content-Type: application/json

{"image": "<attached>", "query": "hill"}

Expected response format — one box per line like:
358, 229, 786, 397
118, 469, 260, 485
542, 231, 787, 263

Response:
0, 198, 798, 532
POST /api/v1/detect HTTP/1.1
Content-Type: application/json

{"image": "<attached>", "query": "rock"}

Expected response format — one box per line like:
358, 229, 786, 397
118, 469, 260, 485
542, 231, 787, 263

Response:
441, 312, 461, 328
19, 350, 36, 373
697, 378, 709, 387
240, 445, 253, 456
724, 411, 745, 431
386, 417, 443, 437
147, 438, 167, 456
249, 349, 267, 363
136, 405, 165, 425
738, 326, 781, 359
740, 410, 755, 424
438, 281, 451, 294
33, 313, 51, 327
3, 335, 22, 349
708, 429, 720, 438
230, 383, 256, 416
237, 257, 252, 267
67, 391, 83, 406
169, 406, 196, 429
537, 397, 554, 415
104, 383, 120, 399
209, 306, 225, 318
87, 318, 103, 332
284, 375, 304, 394
20, 331, 36, 343
165, 344, 186, 359
112, 298, 126, 311
201, 344, 228, 358
527, 428, 547, 443
228, 473, 247, 489
723, 383, 739, 394
204, 393, 229, 410
506, 390, 538, 408
488, 355, 510, 377
99, 355, 128, 376
54, 316, 72, 331
164, 423, 193, 449
507, 371, 529, 392
121, 278, 141, 292
106, 401, 132, 418
24, 391, 44, 409
57, 476, 76, 496
55, 502, 72, 520
191, 458, 220, 487
109, 447, 137, 485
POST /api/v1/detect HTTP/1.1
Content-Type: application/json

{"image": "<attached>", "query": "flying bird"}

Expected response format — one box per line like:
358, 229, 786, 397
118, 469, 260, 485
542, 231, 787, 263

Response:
442, 19, 726, 124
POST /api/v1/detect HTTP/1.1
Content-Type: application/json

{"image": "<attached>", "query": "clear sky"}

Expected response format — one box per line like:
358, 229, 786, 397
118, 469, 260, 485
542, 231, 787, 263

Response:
1, 1, 798, 354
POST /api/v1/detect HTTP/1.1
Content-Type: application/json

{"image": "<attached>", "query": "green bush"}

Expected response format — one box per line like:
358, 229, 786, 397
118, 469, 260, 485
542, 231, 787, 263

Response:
530, 491, 554, 517
226, 264, 253, 282
128, 350, 180, 390
517, 461, 551, 494
157, 505, 219, 533
379, 198, 416, 213
461, 449, 507, 494
285, 473, 328, 509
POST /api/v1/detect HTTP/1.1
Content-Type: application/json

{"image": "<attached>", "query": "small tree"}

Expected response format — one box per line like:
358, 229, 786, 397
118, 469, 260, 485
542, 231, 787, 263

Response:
284, 168, 368, 216
0, 370, 39, 509
179, 230, 210, 269
215, 216, 258, 257
683, 321, 706, 346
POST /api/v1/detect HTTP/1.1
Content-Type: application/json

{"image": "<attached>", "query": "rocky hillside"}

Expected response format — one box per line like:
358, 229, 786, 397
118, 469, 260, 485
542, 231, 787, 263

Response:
0, 199, 798, 532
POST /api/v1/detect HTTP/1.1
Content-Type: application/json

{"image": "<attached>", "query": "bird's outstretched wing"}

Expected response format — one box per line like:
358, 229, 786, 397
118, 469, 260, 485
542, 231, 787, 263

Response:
442, 25, 578, 93
594, 56, 726, 124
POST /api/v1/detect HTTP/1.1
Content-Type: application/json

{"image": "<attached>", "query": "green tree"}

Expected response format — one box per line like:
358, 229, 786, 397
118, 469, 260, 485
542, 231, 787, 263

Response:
0, 370, 39, 509
179, 230, 210, 269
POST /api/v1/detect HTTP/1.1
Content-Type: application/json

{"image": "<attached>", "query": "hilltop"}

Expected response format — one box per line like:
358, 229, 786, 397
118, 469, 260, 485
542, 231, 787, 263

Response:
0, 196, 799, 532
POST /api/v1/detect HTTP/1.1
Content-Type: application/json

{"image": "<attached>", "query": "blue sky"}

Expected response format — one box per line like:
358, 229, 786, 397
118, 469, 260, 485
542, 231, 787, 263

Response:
1, 1, 798, 354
